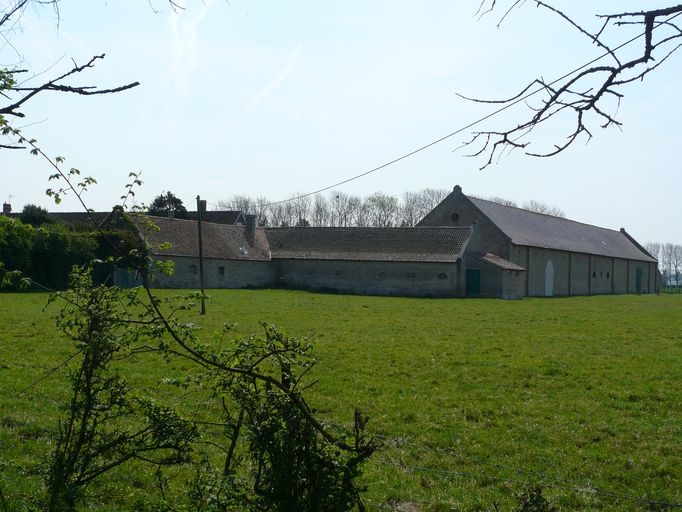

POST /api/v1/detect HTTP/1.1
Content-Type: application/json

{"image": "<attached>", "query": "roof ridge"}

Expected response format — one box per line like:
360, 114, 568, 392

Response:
265, 225, 471, 230
149, 215, 248, 228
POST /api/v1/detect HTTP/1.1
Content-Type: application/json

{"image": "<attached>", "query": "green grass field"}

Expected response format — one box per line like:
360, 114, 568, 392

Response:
1, 290, 681, 511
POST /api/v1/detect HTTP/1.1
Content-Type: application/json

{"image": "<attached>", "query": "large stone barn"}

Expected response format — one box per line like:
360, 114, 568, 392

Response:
418, 186, 658, 298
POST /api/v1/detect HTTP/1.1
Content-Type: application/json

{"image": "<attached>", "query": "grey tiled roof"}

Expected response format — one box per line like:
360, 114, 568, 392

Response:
265, 227, 471, 263
145, 216, 271, 261
472, 252, 527, 271
187, 210, 245, 225
469, 197, 656, 262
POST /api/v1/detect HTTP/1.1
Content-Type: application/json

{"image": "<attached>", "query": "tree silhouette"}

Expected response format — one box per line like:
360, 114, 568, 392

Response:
20, 204, 52, 226
147, 191, 189, 219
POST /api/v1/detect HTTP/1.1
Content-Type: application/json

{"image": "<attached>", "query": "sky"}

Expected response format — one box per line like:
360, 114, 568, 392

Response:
1, 0, 681, 244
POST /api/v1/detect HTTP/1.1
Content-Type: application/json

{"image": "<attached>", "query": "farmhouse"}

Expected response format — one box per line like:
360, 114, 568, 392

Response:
144, 215, 274, 289
118, 185, 658, 299
418, 185, 658, 298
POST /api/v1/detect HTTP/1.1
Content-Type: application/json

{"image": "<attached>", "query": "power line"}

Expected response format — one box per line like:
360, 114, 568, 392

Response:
234, 13, 679, 209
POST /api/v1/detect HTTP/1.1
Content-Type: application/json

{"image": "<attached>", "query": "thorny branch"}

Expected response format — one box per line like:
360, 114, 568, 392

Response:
465, 2, 682, 169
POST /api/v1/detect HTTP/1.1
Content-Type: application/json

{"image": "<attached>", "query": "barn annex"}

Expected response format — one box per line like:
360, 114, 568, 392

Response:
143, 215, 473, 297
138, 185, 658, 299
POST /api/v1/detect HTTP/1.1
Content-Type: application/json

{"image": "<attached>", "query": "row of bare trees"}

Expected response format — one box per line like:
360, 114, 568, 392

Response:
216, 189, 565, 228
217, 189, 450, 228
646, 243, 682, 287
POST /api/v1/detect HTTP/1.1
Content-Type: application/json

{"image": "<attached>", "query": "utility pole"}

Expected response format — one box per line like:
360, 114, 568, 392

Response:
196, 195, 207, 315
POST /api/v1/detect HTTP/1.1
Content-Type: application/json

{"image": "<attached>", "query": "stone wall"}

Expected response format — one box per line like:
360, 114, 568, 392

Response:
501, 269, 527, 300
613, 258, 628, 294
273, 259, 463, 297
509, 245, 656, 297
150, 256, 275, 289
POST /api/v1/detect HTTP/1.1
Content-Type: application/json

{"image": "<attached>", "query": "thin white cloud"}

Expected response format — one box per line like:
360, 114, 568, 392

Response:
245, 43, 303, 109
203, 43, 304, 152
280, 71, 349, 132
167, 0, 215, 99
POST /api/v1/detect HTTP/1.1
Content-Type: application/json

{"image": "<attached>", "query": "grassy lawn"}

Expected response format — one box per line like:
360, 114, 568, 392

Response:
0, 290, 681, 511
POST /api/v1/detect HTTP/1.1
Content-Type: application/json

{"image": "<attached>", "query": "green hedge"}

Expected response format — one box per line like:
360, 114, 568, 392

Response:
0, 216, 99, 290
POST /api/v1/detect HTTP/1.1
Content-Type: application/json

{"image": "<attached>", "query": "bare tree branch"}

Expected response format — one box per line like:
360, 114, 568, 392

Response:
0, 0, 183, 141
465, 2, 682, 169
1, 54, 139, 118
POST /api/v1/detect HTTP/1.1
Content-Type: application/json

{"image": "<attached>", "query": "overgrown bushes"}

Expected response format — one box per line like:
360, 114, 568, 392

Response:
0, 216, 120, 290
36, 265, 374, 511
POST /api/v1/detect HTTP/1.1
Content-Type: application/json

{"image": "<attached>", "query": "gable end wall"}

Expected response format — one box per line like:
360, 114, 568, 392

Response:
418, 191, 510, 258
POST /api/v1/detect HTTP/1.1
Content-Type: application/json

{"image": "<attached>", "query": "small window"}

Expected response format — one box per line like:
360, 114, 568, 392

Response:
438, 272, 448, 280
218, 266, 225, 276
592, 271, 596, 278
606, 271, 610, 279
190, 264, 198, 275
600, 271, 603, 278
378, 271, 387, 279
451, 213, 459, 223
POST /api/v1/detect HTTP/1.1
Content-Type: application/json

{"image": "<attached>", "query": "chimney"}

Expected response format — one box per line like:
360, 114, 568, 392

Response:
2, 203, 11, 216
245, 214, 257, 244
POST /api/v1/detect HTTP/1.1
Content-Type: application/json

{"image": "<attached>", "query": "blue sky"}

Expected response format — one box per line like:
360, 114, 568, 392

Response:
2, 1, 681, 243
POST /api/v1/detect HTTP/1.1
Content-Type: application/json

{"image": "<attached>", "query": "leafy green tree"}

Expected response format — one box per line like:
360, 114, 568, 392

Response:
20, 203, 52, 226
148, 191, 189, 219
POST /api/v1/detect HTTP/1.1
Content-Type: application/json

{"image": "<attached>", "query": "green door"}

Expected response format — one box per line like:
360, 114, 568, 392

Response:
466, 269, 481, 295
636, 267, 643, 294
